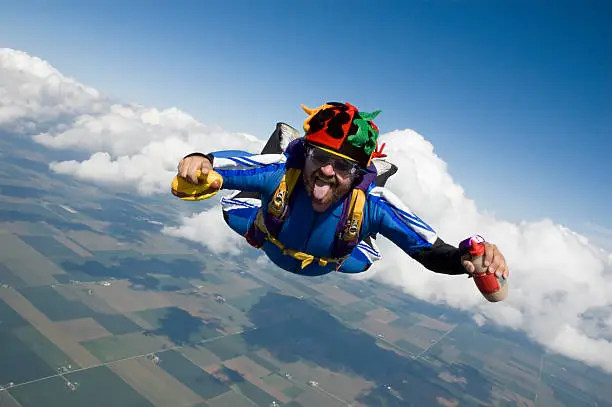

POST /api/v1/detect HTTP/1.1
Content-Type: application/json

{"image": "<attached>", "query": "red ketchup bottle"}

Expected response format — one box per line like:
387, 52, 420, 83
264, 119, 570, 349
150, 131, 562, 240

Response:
460, 235, 508, 302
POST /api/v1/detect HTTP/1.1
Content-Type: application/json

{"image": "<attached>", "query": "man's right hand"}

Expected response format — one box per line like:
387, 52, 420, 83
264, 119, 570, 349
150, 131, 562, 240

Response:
177, 154, 213, 185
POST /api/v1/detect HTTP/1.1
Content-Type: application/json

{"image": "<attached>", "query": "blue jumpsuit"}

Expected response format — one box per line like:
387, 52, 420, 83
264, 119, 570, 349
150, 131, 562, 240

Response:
209, 149, 467, 278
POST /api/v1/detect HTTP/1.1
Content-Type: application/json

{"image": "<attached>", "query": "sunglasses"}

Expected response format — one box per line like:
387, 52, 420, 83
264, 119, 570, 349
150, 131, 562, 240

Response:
305, 145, 360, 176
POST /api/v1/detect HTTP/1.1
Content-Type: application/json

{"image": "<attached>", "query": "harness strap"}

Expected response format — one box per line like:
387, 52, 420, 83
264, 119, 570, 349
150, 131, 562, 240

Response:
250, 203, 348, 269
268, 167, 301, 217
341, 188, 366, 242
243, 137, 375, 270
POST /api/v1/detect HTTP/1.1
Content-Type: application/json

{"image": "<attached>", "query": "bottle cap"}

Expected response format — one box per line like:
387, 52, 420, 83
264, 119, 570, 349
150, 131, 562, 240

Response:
459, 234, 485, 256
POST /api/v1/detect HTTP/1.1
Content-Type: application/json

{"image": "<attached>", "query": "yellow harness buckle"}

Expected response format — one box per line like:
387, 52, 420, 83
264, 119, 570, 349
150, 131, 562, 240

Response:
247, 167, 365, 271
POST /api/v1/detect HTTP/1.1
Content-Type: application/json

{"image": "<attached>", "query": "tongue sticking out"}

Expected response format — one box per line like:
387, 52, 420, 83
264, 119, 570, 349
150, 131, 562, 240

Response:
313, 179, 331, 200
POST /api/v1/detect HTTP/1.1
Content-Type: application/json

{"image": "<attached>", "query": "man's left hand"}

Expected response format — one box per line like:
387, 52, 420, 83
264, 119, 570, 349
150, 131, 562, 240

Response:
461, 242, 509, 279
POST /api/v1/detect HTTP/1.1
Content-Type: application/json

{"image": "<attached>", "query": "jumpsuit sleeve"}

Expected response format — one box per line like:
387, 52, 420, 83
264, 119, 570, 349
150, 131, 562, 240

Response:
367, 186, 468, 276
185, 151, 286, 197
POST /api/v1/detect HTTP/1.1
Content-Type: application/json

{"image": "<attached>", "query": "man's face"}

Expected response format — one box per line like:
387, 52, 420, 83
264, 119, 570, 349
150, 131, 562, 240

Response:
303, 145, 359, 212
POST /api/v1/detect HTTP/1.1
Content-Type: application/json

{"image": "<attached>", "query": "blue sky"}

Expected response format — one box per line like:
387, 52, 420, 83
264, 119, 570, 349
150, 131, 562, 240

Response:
1, 0, 611, 238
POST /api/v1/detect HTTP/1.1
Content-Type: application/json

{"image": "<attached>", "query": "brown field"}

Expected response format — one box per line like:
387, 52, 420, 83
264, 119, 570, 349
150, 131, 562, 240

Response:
0, 390, 21, 407
211, 364, 289, 403
124, 312, 157, 331
179, 346, 222, 369
257, 354, 313, 385
203, 363, 221, 374
244, 375, 289, 403
495, 390, 536, 407
161, 294, 253, 336
416, 315, 456, 331
365, 307, 399, 324
269, 357, 367, 405
438, 344, 461, 363
261, 373, 296, 392
243, 268, 307, 298
66, 230, 123, 251
80, 333, 170, 366
160, 292, 216, 317
221, 357, 290, 402
0, 194, 29, 203
35, 222, 72, 237
508, 349, 541, 371
375, 340, 409, 357
310, 366, 375, 403
180, 283, 218, 296
91, 279, 173, 313
132, 233, 196, 256
53, 317, 113, 342
310, 284, 361, 306
360, 317, 402, 342
54, 234, 93, 257
205, 390, 255, 407
54, 284, 120, 315
501, 360, 540, 384
0, 220, 54, 236
312, 292, 341, 309
230, 274, 263, 291
293, 386, 349, 407
530, 382, 564, 407
399, 325, 445, 349
223, 355, 272, 379
109, 357, 204, 407
437, 396, 460, 407
0, 287, 101, 368
207, 277, 263, 299
0, 231, 64, 285
438, 371, 467, 384
162, 292, 249, 323
73, 219, 111, 234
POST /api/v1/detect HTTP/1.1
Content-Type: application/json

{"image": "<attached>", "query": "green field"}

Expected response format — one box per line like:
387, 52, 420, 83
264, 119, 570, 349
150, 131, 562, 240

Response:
1, 138, 612, 407
12, 325, 78, 371
92, 313, 143, 336
19, 235, 79, 261
234, 377, 279, 406
205, 333, 251, 361
0, 263, 28, 288
9, 366, 154, 407
16, 286, 99, 321
81, 332, 167, 363
0, 298, 60, 383
157, 350, 230, 399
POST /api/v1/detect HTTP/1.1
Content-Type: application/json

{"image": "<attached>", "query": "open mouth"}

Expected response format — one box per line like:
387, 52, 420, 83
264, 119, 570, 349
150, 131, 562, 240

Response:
312, 176, 335, 201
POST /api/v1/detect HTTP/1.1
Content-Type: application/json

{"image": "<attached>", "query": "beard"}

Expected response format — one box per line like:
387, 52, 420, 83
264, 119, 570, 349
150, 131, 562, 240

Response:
304, 170, 347, 211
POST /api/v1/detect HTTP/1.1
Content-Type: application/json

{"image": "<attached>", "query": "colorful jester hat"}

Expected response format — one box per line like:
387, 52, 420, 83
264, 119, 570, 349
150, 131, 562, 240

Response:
301, 102, 382, 168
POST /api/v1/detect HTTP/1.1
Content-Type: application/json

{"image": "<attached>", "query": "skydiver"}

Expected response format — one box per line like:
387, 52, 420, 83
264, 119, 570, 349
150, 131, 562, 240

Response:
172, 102, 509, 292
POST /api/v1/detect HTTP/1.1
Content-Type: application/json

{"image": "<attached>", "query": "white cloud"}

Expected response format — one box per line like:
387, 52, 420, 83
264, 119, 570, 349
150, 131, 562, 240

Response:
162, 207, 249, 256
1, 47, 263, 196
38, 104, 263, 196
582, 222, 612, 253
368, 131, 612, 371
0, 48, 106, 133
3, 47, 612, 374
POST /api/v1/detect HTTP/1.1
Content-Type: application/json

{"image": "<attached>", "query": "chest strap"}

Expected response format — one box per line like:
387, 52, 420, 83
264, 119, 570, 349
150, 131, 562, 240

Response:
244, 168, 367, 270
252, 208, 348, 269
